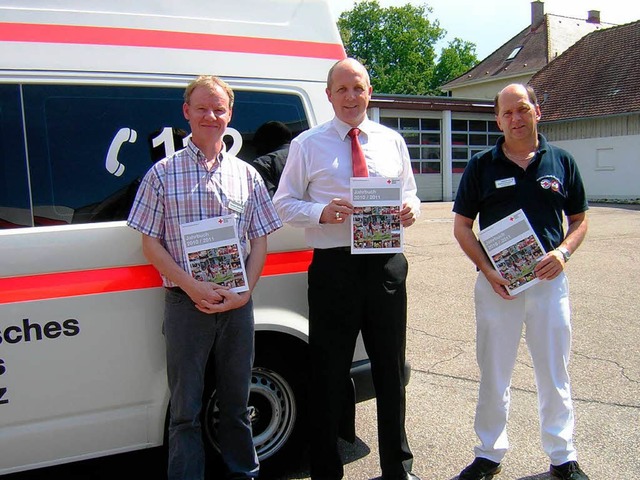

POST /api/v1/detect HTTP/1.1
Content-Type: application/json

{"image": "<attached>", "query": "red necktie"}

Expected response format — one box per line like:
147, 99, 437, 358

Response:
348, 128, 369, 177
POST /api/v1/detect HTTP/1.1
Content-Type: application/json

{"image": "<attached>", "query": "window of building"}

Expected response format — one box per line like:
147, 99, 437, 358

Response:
382, 116, 442, 175
451, 118, 500, 172
380, 117, 398, 129
506, 46, 523, 60
399, 117, 420, 130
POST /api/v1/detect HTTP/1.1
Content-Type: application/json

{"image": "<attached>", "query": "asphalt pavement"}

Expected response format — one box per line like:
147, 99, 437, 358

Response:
280, 201, 640, 480
6, 202, 638, 480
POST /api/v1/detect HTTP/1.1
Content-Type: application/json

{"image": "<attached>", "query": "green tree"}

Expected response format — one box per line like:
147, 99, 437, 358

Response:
337, 1, 478, 95
433, 38, 478, 89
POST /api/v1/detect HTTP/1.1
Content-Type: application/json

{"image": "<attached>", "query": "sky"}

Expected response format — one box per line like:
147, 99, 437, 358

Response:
326, 0, 640, 60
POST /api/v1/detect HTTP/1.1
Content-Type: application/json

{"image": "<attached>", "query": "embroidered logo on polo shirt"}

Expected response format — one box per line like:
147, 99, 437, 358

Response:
538, 175, 562, 193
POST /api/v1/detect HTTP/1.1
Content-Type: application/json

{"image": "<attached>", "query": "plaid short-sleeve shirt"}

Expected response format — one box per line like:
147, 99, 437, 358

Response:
127, 141, 282, 286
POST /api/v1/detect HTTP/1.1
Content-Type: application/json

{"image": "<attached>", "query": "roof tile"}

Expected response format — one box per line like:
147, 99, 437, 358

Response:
529, 20, 640, 122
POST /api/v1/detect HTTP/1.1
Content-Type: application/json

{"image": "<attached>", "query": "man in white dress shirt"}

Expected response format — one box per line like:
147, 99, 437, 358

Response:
274, 58, 421, 480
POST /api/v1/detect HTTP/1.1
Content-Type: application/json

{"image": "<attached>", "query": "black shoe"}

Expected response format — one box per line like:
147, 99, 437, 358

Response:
458, 457, 502, 480
550, 461, 590, 480
382, 473, 421, 480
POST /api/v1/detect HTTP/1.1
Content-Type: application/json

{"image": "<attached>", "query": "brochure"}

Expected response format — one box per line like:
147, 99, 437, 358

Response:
350, 177, 403, 254
478, 209, 546, 295
179, 214, 249, 292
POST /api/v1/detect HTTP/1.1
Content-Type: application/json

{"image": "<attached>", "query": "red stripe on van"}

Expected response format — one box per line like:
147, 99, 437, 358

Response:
261, 249, 313, 276
0, 250, 313, 305
0, 22, 346, 60
0, 265, 160, 305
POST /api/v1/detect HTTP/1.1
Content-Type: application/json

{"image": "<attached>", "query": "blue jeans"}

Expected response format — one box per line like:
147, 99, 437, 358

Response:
163, 288, 259, 480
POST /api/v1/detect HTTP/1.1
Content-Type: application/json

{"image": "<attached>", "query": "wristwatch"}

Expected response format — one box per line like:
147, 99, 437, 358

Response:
556, 246, 571, 262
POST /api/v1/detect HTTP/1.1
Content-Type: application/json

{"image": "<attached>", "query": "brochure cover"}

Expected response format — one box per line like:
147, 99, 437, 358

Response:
478, 209, 546, 295
179, 214, 249, 292
350, 177, 403, 254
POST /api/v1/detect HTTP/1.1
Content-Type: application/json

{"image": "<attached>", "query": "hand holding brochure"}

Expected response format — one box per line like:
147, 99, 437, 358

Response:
478, 209, 546, 295
350, 177, 403, 254
179, 214, 249, 292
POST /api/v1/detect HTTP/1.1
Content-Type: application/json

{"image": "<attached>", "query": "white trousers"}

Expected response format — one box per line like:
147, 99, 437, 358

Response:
473, 272, 577, 465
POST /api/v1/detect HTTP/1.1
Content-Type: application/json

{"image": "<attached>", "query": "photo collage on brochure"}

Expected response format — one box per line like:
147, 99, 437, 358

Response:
478, 209, 546, 295
350, 177, 403, 254
180, 214, 249, 292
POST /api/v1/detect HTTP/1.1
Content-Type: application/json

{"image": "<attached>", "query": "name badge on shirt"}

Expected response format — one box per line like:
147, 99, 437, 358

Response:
495, 177, 516, 189
228, 199, 245, 214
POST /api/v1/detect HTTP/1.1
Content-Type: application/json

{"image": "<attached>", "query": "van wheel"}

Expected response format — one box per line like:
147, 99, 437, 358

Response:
202, 338, 308, 471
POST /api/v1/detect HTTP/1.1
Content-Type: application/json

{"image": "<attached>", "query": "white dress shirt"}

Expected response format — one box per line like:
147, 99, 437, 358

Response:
274, 116, 420, 249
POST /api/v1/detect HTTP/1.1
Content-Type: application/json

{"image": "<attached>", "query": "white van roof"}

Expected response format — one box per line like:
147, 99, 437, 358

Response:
0, 0, 345, 82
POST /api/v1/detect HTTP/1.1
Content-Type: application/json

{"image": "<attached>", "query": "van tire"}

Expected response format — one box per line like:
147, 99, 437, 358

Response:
202, 335, 309, 473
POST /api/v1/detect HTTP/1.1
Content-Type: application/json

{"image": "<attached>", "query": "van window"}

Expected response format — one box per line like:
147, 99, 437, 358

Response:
1, 84, 308, 228
0, 85, 30, 228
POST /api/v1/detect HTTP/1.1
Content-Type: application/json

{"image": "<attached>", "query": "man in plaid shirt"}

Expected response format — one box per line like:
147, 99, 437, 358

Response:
128, 75, 281, 480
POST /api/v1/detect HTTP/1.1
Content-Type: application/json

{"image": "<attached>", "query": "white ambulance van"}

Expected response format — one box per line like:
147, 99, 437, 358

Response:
0, 0, 383, 474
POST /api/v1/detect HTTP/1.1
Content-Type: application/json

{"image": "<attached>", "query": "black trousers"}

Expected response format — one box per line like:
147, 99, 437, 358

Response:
308, 248, 413, 480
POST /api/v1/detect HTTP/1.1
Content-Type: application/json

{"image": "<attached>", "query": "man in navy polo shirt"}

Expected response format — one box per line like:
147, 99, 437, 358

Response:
453, 84, 590, 480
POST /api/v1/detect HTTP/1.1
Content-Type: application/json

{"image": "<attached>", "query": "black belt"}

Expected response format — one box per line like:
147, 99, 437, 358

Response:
317, 246, 351, 253
315, 247, 398, 258
165, 286, 187, 295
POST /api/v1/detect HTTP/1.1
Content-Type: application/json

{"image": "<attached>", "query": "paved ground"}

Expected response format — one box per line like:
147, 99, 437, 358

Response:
6, 202, 638, 480
280, 201, 640, 480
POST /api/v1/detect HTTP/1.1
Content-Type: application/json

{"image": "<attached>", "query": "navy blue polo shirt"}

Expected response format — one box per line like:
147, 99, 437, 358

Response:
453, 134, 588, 253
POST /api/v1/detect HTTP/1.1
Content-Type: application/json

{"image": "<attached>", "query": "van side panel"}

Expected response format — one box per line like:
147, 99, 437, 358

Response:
0, 289, 167, 473
0, 0, 368, 475
0, 0, 345, 81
